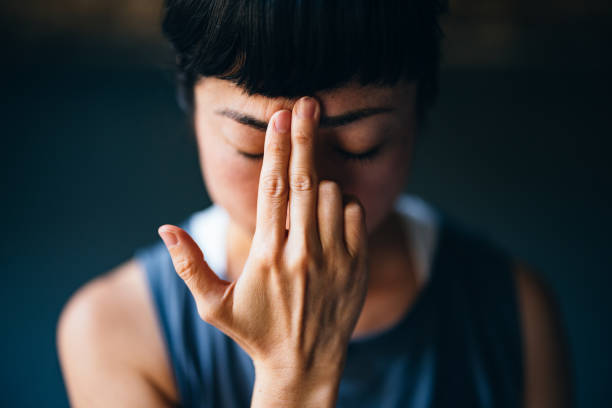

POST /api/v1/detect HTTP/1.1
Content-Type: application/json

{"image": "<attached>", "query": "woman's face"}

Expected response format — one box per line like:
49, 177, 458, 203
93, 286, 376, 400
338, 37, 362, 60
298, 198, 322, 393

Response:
193, 77, 418, 238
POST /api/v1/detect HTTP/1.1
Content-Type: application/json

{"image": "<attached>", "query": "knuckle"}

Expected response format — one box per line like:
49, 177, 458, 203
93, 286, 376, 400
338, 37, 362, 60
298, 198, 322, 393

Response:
257, 253, 281, 271
174, 257, 196, 280
252, 243, 282, 270
266, 138, 286, 156
286, 241, 322, 272
293, 129, 311, 146
287, 252, 309, 272
329, 258, 350, 282
290, 171, 314, 192
261, 173, 287, 198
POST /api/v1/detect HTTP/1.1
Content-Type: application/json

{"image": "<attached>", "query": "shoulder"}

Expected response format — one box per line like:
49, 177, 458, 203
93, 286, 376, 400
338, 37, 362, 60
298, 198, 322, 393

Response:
57, 259, 178, 407
512, 261, 574, 408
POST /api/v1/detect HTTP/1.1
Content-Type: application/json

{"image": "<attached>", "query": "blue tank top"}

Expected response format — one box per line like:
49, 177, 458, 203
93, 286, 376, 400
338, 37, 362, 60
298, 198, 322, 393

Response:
134, 201, 524, 407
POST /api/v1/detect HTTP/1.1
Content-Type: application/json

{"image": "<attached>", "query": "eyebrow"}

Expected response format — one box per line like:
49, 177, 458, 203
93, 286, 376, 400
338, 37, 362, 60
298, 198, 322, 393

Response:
214, 106, 394, 131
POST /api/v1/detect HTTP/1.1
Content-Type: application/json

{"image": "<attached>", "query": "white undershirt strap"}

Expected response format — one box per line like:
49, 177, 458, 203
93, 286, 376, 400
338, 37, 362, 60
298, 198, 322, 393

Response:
189, 193, 440, 284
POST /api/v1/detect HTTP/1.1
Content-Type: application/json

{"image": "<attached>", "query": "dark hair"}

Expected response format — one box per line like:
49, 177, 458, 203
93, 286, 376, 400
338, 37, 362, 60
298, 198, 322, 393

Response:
162, 0, 446, 124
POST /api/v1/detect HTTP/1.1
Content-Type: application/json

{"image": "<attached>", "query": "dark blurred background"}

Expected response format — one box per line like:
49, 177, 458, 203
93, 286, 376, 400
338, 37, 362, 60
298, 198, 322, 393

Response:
1, 0, 610, 406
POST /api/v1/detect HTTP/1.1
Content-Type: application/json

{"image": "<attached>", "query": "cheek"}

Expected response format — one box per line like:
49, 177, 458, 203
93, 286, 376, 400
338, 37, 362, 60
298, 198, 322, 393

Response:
198, 132, 262, 234
341, 147, 412, 235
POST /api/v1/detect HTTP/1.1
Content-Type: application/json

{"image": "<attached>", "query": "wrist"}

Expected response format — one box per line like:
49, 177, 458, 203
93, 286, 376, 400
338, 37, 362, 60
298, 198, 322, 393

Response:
251, 361, 345, 408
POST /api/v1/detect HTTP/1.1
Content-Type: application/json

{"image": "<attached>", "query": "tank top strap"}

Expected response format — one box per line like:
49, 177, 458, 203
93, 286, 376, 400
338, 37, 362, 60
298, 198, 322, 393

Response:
429, 216, 524, 407
134, 237, 198, 405
134, 214, 254, 407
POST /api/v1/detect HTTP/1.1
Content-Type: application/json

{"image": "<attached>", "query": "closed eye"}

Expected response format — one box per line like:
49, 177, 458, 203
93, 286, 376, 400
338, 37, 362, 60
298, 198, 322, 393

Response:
236, 142, 387, 162
237, 150, 264, 160
333, 143, 385, 163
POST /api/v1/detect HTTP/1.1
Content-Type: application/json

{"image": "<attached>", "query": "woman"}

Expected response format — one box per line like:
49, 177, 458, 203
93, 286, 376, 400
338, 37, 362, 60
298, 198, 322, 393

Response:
57, 0, 572, 406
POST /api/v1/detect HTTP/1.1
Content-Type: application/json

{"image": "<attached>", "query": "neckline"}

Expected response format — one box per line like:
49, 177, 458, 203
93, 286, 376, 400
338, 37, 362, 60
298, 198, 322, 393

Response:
346, 216, 445, 348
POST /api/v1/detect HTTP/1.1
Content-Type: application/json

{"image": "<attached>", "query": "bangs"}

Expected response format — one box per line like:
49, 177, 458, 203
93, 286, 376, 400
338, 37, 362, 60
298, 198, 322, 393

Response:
163, 0, 445, 99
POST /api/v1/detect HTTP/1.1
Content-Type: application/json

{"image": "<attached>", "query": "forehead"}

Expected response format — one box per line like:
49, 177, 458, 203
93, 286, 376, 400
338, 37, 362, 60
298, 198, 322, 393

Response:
194, 77, 416, 120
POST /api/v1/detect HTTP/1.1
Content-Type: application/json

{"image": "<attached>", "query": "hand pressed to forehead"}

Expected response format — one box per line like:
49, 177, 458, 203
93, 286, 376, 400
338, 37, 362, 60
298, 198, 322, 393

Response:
253, 95, 364, 259
159, 93, 368, 382
252, 96, 319, 250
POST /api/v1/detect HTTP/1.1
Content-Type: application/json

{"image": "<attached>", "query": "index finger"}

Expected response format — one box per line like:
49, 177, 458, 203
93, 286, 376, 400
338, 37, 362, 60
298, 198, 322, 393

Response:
253, 109, 292, 251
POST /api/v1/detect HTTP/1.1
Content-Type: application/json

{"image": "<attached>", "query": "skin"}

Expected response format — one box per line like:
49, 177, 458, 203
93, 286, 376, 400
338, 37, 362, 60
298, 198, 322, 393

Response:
191, 78, 419, 341
56, 78, 573, 407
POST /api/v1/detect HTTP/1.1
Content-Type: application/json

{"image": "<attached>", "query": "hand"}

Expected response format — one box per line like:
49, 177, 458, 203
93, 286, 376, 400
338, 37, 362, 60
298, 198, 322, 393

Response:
158, 97, 369, 405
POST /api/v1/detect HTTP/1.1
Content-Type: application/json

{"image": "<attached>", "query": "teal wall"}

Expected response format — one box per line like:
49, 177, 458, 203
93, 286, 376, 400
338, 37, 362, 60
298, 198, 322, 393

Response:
1, 40, 610, 407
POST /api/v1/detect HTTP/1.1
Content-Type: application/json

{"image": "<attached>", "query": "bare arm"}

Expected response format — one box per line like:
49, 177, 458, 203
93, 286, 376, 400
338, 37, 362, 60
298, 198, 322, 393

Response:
515, 262, 574, 408
57, 260, 178, 408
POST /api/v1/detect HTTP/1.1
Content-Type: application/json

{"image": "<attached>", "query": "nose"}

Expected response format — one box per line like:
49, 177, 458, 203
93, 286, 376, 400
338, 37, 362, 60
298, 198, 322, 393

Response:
314, 143, 345, 191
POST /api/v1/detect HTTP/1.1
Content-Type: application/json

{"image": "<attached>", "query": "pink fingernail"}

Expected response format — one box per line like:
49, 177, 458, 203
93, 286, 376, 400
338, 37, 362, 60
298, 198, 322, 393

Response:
274, 110, 290, 133
159, 228, 178, 247
298, 97, 316, 119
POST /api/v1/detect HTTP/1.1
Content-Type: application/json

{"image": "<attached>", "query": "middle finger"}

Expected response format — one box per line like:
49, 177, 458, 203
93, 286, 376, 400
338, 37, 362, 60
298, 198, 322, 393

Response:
288, 96, 320, 245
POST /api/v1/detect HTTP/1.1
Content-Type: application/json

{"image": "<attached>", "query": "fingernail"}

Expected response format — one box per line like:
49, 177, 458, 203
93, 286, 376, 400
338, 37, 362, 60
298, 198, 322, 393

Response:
297, 97, 316, 119
159, 228, 178, 247
274, 110, 290, 133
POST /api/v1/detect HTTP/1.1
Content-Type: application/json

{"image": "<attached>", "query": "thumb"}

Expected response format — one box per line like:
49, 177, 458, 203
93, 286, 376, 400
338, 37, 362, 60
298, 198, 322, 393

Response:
158, 224, 231, 322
